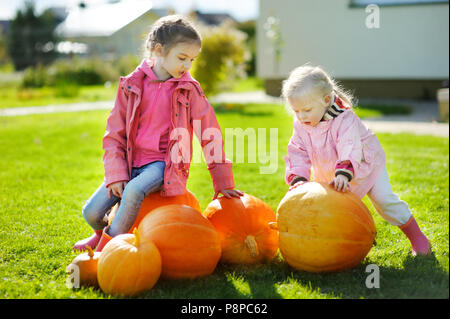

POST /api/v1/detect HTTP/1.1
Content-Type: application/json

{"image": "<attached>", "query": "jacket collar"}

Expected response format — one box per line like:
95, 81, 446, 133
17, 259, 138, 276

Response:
130, 58, 197, 83
322, 93, 351, 121
122, 59, 204, 96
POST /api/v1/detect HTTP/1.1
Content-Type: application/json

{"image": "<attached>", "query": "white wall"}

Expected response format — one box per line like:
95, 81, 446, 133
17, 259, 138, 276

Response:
257, 0, 449, 79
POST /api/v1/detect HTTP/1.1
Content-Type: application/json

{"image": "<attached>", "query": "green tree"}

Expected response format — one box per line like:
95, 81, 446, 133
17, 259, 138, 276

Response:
191, 22, 248, 96
236, 20, 256, 76
7, 1, 59, 70
0, 33, 9, 66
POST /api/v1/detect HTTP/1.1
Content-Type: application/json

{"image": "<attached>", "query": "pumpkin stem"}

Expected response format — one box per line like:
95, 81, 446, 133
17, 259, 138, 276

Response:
133, 228, 140, 247
268, 222, 278, 230
244, 235, 259, 258
86, 245, 94, 258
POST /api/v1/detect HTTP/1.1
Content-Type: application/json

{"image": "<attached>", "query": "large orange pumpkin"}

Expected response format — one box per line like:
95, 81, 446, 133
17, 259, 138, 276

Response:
204, 193, 278, 264
137, 205, 221, 279
66, 246, 100, 287
97, 229, 162, 296
275, 182, 376, 273
107, 189, 200, 232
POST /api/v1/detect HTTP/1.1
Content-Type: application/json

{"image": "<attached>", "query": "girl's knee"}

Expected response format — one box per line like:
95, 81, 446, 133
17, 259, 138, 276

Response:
122, 183, 145, 206
82, 202, 106, 228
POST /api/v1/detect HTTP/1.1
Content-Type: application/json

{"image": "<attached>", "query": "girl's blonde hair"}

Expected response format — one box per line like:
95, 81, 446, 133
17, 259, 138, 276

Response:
143, 15, 202, 58
281, 64, 356, 115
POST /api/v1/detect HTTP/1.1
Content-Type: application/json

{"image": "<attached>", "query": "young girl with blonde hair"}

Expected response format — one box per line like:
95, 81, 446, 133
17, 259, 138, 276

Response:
73, 15, 242, 252
283, 64, 430, 256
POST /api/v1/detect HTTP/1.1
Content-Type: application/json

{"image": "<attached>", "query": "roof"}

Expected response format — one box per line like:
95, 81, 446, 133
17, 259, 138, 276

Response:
56, 0, 154, 38
193, 10, 236, 26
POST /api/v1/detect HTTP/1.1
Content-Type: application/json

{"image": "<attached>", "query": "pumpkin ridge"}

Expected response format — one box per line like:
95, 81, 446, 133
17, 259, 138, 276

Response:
132, 243, 143, 293
291, 258, 367, 272
280, 231, 374, 244
339, 196, 376, 234
105, 248, 130, 293
133, 240, 159, 292
205, 193, 278, 265
143, 222, 218, 237
278, 201, 376, 240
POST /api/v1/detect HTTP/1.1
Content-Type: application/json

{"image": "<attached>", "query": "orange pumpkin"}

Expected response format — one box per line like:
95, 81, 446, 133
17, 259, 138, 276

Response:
107, 189, 200, 232
66, 246, 100, 287
204, 193, 278, 264
97, 229, 161, 296
137, 205, 221, 279
275, 182, 376, 273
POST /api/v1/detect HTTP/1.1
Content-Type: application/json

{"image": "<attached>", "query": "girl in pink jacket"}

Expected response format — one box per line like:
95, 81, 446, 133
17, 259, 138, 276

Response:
73, 15, 242, 252
283, 65, 430, 256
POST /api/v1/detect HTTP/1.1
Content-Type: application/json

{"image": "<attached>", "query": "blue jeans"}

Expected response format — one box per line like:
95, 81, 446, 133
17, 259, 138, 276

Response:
82, 161, 165, 237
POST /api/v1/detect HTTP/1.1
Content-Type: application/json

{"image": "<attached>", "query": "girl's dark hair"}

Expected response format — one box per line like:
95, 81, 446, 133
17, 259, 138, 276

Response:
144, 15, 202, 57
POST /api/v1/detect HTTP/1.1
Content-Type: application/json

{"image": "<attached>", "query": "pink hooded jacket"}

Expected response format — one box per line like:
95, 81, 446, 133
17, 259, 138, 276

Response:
285, 110, 386, 199
102, 60, 235, 197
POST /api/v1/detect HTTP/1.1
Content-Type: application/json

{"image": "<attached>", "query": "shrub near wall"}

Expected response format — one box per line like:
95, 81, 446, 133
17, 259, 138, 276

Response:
191, 22, 249, 96
48, 58, 119, 86
21, 58, 120, 88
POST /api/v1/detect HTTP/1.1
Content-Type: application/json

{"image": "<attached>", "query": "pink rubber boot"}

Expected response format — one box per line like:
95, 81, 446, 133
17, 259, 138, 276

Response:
399, 216, 431, 256
73, 229, 103, 252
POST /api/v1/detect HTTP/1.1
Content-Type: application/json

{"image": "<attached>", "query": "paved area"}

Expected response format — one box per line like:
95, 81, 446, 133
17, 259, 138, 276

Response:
0, 100, 113, 116
357, 97, 448, 137
1, 91, 448, 137
213, 92, 449, 137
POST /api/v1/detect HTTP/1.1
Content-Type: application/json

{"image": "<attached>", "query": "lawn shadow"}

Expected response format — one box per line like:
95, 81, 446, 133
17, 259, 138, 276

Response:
278, 252, 448, 299
134, 261, 285, 299
136, 266, 253, 299
216, 262, 284, 299
355, 104, 412, 116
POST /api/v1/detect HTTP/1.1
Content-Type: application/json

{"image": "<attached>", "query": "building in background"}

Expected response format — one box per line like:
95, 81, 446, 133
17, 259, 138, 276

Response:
257, 0, 449, 100
55, 0, 168, 59
191, 10, 237, 26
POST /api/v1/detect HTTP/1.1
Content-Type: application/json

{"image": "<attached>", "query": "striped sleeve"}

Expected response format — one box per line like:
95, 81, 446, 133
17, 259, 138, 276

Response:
335, 160, 354, 181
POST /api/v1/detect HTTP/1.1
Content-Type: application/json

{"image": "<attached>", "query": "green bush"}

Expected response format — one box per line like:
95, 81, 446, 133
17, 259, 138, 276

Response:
21, 64, 48, 88
115, 54, 141, 76
53, 79, 80, 98
48, 58, 119, 86
20, 57, 120, 88
191, 22, 249, 96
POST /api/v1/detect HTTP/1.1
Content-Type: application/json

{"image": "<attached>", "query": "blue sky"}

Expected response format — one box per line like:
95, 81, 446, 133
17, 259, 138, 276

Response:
0, 0, 259, 21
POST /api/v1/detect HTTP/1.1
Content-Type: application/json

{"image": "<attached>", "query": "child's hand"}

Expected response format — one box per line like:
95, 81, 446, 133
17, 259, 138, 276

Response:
329, 175, 351, 192
213, 189, 244, 200
107, 181, 128, 198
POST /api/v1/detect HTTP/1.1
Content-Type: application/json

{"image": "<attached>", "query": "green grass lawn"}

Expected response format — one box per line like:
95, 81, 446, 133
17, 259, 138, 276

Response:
0, 104, 448, 299
229, 76, 264, 92
0, 76, 411, 120
0, 84, 118, 109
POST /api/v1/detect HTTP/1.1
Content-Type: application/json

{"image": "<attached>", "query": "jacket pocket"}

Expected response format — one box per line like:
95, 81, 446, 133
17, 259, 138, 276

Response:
362, 144, 372, 163
177, 93, 190, 108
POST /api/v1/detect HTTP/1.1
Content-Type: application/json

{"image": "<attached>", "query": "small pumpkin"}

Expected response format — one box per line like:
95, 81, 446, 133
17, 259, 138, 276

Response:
107, 189, 200, 232
97, 229, 161, 296
275, 182, 376, 273
66, 246, 100, 287
137, 204, 221, 279
204, 193, 278, 264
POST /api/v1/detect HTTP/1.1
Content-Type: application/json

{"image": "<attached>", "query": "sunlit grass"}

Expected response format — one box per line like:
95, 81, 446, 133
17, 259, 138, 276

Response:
0, 104, 447, 299
0, 84, 117, 109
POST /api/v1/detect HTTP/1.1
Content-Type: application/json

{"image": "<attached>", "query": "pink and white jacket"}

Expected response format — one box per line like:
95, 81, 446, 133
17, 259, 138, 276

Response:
103, 59, 235, 197
285, 109, 386, 199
